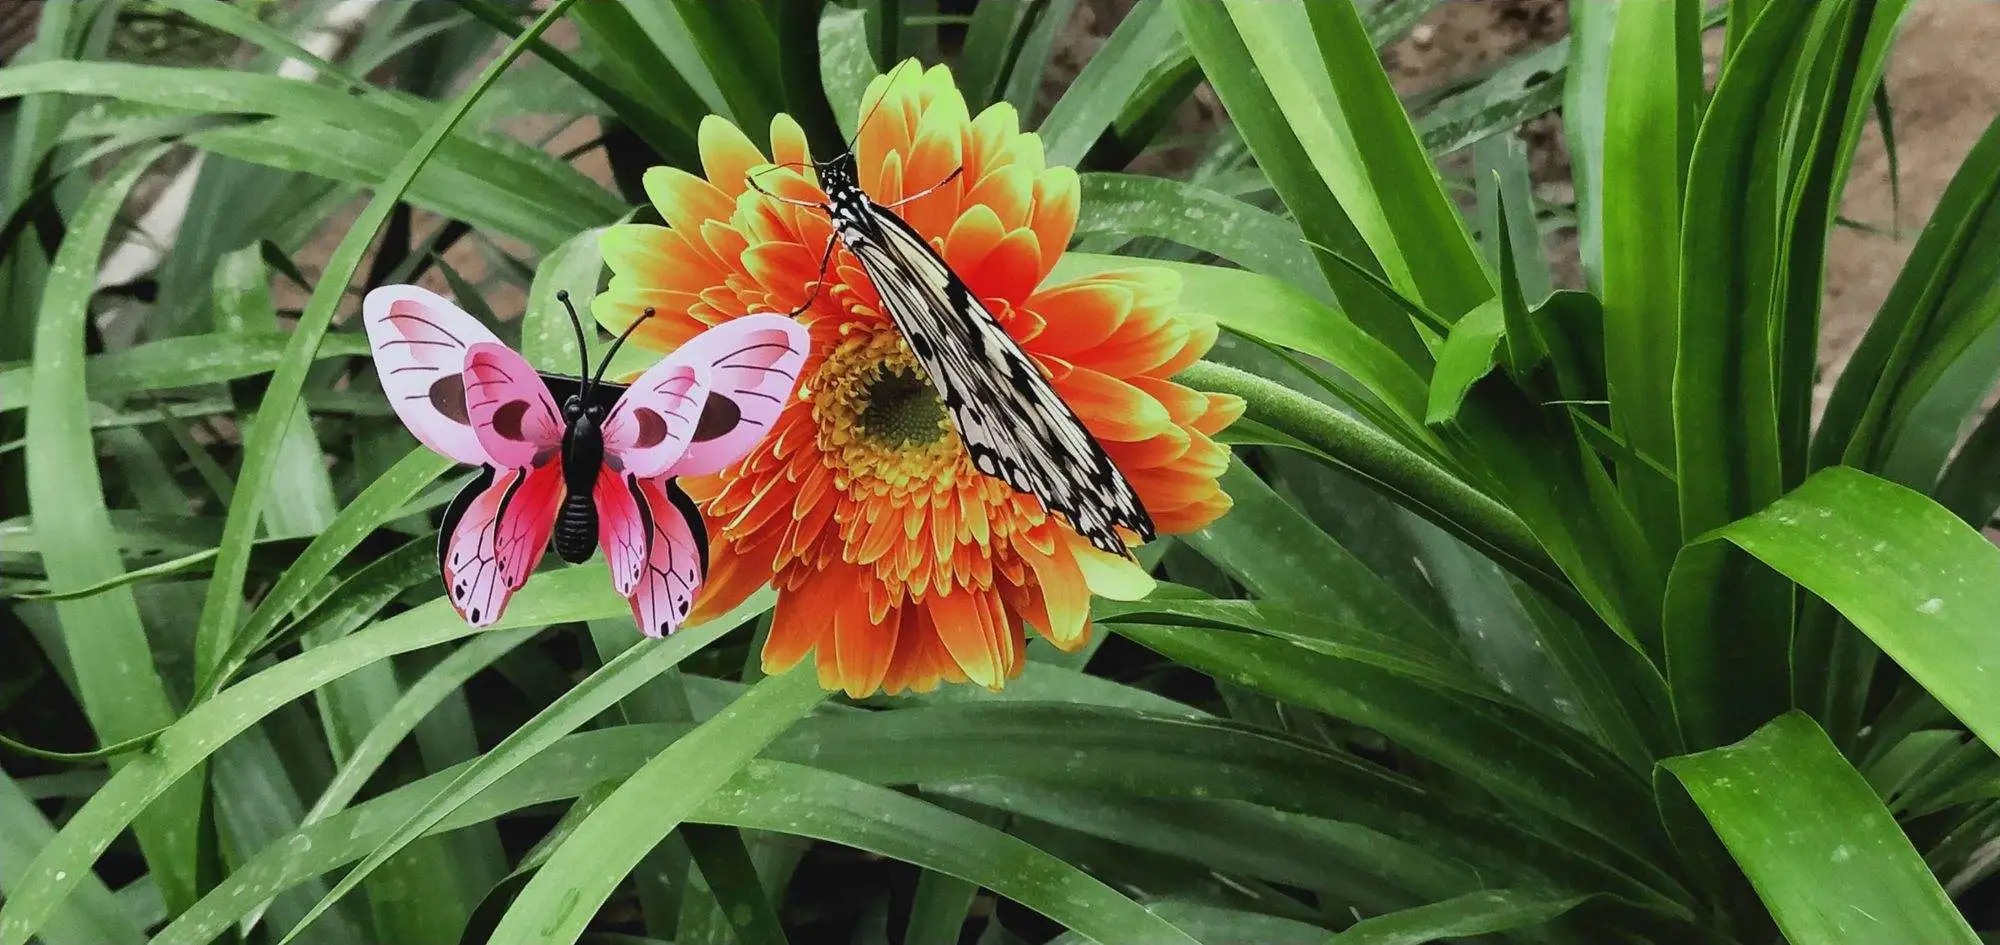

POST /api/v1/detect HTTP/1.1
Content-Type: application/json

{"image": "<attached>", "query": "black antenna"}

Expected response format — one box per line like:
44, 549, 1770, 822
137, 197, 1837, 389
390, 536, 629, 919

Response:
556, 290, 591, 384
590, 307, 655, 394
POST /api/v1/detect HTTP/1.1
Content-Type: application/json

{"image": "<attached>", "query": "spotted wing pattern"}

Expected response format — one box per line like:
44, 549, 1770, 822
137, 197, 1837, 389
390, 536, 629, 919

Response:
601, 359, 707, 479
441, 461, 563, 626
464, 342, 564, 469
823, 175, 1154, 555
594, 468, 708, 637
362, 284, 506, 465
649, 313, 812, 477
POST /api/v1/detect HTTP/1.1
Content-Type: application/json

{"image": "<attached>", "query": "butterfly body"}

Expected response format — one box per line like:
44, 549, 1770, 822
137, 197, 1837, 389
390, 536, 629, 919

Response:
554, 395, 607, 563
365, 285, 807, 636
806, 151, 1156, 557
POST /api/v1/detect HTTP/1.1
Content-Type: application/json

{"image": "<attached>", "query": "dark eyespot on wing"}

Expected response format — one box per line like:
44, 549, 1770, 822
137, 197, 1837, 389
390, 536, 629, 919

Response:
632, 407, 670, 449
428, 373, 470, 424
692, 393, 741, 442
492, 400, 531, 441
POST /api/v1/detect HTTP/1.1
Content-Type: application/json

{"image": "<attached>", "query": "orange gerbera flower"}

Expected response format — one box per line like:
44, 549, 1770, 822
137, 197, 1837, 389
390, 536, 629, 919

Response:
594, 61, 1240, 696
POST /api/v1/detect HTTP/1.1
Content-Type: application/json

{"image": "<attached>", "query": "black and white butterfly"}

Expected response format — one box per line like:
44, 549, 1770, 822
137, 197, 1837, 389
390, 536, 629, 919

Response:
753, 109, 1155, 559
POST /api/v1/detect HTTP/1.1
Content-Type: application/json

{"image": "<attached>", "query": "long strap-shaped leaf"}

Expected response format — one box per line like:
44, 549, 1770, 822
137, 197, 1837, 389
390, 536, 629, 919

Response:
483, 671, 829, 943
23, 146, 208, 915
1664, 712, 1980, 944
187, 0, 581, 693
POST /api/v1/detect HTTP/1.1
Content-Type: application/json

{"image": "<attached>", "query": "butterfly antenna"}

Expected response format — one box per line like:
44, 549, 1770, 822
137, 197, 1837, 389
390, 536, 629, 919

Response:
556, 290, 591, 384
591, 307, 655, 392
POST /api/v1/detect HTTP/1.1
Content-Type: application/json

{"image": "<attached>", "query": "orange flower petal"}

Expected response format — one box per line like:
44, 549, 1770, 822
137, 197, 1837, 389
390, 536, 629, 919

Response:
1024, 280, 1131, 360
942, 204, 1008, 278
688, 535, 775, 625
1061, 367, 1174, 441
1017, 529, 1090, 647
770, 113, 815, 170
1151, 491, 1234, 534
700, 115, 767, 199
1029, 167, 1079, 282
824, 585, 894, 696
643, 167, 737, 254
767, 562, 850, 673
925, 585, 1004, 688
1193, 393, 1246, 435
962, 228, 1041, 304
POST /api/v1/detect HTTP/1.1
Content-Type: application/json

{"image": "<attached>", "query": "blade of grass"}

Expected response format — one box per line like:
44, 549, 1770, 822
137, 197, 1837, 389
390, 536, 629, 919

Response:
483, 671, 829, 944
0, 332, 371, 412
276, 589, 778, 942
24, 144, 205, 916
188, 0, 579, 690
1072, 173, 1324, 300
1599, 0, 1699, 560
1326, 889, 1589, 945
0, 771, 145, 945
0, 562, 628, 945
1168, 0, 1427, 364
1036, 0, 1179, 168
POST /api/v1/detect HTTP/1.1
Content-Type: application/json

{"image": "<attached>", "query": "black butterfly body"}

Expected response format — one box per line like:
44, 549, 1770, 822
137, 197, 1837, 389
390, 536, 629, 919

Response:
809, 151, 1156, 557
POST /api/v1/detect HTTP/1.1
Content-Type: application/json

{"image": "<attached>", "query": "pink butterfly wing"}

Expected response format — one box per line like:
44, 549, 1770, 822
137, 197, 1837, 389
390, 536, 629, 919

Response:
601, 360, 709, 480
363, 284, 505, 466
594, 469, 707, 637
464, 342, 565, 469
656, 314, 810, 477
442, 462, 563, 626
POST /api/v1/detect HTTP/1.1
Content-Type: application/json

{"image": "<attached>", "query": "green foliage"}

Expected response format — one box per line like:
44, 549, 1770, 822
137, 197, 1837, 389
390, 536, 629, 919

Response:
3, 0, 1998, 942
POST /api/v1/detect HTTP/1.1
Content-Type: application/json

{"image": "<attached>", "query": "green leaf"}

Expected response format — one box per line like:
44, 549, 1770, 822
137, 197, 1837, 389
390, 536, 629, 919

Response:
1424, 299, 1505, 425
1816, 113, 2000, 487
1414, 40, 1568, 158
205, 448, 453, 697
1167, 0, 1427, 364
1663, 713, 1980, 945
1562, 0, 1615, 291
667, 0, 787, 136
1174, 361, 1578, 616
523, 225, 610, 375
187, 0, 580, 693
999, 0, 1079, 121
818, 1, 878, 138
0, 332, 371, 413
1327, 889, 1589, 945
1698, 467, 2000, 759
1073, 174, 1324, 298
0, 771, 145, 945
1107, 622, 1680, 907
0, 562, 626, 945
277, 588, 778, 942
0, 62, 621, 253
1288, 0, 1492, 319
159, 705, 1598, 942
1177, 462, 1447, 645
1600, 0, 1699, 557
1037, 0, 1180, 168
1671, 0, 1915, 748
485, 671, 829, 944
23, 145, 203, 916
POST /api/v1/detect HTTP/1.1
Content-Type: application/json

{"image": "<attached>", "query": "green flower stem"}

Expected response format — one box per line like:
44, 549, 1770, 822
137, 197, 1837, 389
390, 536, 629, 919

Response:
1178, 360, 1586, 617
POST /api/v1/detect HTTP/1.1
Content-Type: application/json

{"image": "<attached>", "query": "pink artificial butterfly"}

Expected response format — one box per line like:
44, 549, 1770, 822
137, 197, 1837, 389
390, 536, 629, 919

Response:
362, 284, 807, 636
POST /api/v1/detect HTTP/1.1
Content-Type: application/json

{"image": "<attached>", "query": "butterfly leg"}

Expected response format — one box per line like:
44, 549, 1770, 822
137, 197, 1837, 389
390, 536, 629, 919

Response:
788, 232, 840, 318
745, 174, 824, 210
883, 167, 964, 209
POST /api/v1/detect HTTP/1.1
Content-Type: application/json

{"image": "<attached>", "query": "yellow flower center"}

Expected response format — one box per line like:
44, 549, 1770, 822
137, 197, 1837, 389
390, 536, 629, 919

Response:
810, 327, 964, 495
